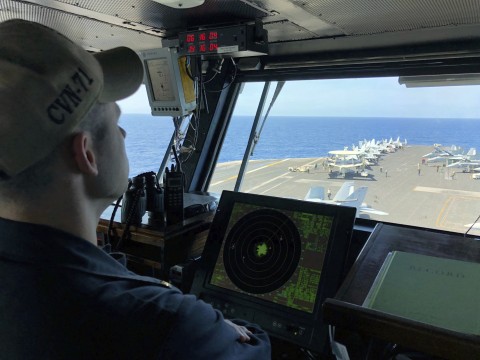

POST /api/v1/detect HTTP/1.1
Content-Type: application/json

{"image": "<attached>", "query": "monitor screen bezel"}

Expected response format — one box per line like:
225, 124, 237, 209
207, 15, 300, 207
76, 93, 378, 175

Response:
196, 190, 356, 322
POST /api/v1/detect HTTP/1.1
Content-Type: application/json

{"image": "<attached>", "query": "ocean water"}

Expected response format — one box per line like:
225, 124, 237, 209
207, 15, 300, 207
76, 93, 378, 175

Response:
120, 114, 480, 177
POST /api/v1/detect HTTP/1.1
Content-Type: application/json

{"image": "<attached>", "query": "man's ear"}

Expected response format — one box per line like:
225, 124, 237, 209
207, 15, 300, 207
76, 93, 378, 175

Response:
72, 132, 99, 176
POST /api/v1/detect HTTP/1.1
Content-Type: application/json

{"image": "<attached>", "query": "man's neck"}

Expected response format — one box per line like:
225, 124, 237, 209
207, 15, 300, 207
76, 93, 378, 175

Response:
0, 195, 103, 245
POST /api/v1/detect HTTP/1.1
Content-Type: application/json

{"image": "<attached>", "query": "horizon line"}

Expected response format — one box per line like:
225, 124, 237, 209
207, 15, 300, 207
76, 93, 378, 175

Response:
122, 113, 480, 120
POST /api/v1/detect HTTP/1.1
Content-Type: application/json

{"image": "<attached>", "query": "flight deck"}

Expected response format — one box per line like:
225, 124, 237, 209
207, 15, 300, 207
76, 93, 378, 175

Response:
209, 145, 480, 235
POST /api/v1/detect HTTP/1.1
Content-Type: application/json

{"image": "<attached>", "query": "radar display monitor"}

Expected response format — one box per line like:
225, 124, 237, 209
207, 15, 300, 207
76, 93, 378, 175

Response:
191, 191, 356, 353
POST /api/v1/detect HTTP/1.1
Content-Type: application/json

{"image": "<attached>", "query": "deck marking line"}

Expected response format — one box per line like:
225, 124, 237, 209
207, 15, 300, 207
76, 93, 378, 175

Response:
245, 172, 290, 193
245, 158, 324, 193
435, 196, 453, 228
210, 159, 290, 186
260, 178, 292, 194
295, 179, 338, 184
247, 159, 290, 174
414, 186, 480, 198
210, 175, 238, 186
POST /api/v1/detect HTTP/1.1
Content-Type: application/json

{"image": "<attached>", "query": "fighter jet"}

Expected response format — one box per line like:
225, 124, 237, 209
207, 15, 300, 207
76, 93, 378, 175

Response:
304, 181, 388, 217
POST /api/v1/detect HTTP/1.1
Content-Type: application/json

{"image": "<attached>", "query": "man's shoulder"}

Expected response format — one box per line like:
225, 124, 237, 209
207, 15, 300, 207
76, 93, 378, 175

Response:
83, 269, 186, 315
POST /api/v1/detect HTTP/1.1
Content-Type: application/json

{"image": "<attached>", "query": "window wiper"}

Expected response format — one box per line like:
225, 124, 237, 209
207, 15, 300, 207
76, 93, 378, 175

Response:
251, 81, 285, 156
234, 81, 285, 192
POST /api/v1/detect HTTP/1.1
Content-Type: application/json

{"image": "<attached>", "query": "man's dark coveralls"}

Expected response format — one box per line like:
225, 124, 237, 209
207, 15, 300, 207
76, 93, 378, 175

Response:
0, 217, 271, 359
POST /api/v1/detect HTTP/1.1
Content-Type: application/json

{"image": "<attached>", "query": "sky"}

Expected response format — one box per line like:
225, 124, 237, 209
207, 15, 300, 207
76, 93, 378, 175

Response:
118, 77, 480, 119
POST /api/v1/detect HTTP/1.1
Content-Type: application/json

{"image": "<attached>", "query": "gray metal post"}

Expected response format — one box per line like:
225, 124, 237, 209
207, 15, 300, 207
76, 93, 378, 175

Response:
234, 82, 271, 192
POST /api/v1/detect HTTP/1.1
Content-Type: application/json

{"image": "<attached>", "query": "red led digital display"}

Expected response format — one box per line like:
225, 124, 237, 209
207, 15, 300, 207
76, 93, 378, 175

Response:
182, 30, 225, 55
185, 33, 195, 43
180, 24, 263, 57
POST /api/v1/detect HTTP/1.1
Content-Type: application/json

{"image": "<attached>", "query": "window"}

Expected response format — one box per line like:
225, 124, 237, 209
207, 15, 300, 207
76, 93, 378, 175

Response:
118, 85, 175, 178
208, 78, 480, 236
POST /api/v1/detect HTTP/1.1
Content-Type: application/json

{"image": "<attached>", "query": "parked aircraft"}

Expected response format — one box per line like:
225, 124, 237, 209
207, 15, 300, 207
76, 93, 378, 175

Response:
353, 137, 405, 163
327, 150, 371, 171
391, 137, 406, 149
304, 181, 388, 217
446, 160, 480, 172
425, 146, 477, 166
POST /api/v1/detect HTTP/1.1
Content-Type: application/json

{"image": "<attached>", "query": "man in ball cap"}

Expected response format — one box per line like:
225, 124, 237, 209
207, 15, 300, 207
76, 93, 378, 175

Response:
0, 19, 270, 359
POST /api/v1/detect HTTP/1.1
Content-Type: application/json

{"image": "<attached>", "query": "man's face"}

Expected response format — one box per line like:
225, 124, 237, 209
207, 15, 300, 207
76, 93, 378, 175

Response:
90, 102, 129, 202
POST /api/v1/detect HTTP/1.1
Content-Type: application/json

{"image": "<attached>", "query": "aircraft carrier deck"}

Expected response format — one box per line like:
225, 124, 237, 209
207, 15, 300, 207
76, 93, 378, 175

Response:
209, 145, 480, 235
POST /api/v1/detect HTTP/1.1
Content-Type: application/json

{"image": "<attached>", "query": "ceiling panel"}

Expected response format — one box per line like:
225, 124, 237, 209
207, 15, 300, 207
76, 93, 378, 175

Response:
2, 0, 480, 55
0, 0, 164, 50
52, 0, 271, 35
293, 0, 480, 35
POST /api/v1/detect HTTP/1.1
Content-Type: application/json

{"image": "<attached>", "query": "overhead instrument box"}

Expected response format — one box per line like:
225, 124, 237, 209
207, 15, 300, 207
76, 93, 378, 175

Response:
140, 47, 196, 117
178, 23, 268, 58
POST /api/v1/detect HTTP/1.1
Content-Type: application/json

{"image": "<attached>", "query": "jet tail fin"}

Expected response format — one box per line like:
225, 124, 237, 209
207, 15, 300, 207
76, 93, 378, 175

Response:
340, 186, 368, 208
304, 186, 324, 201
332, 181, 354, 202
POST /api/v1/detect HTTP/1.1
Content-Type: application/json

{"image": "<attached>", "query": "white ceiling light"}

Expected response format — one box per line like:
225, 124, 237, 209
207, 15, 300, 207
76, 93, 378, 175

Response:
153, 0, 205, 8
